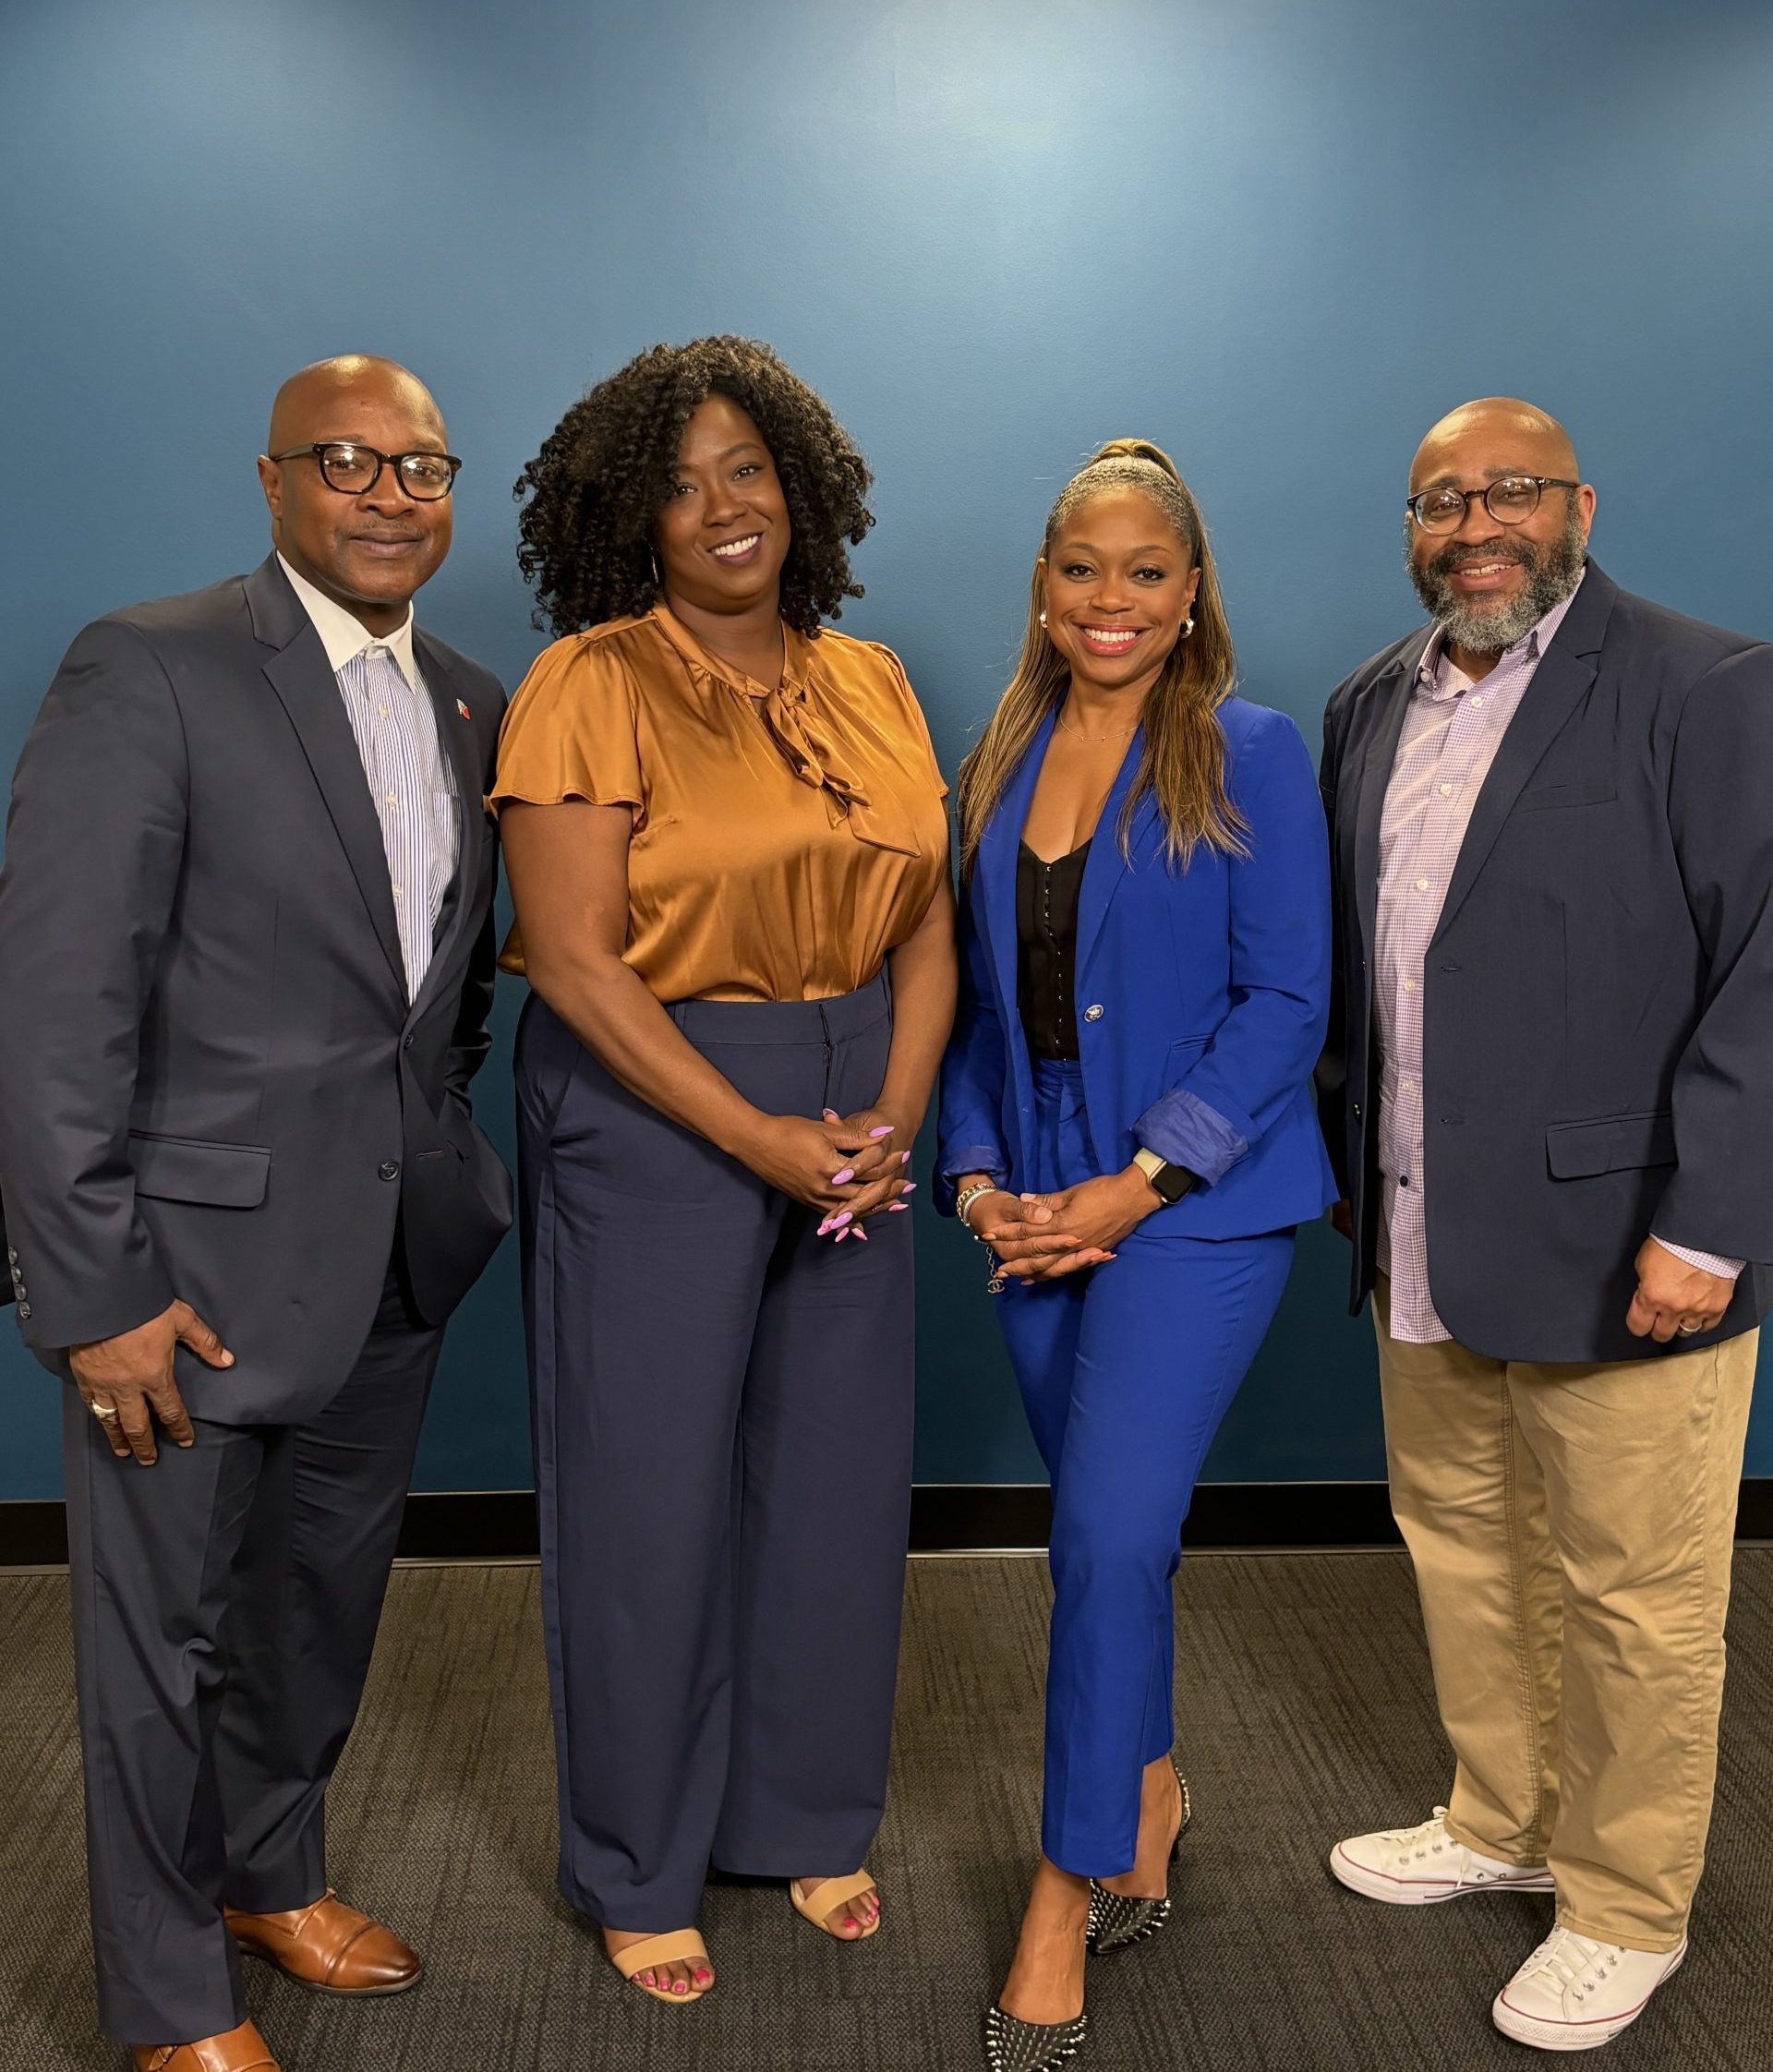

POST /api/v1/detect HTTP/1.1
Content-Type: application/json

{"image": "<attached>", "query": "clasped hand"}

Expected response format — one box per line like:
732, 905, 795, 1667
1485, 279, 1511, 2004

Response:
971, 1168, 1158, 1282
741, 1105, 914, 1235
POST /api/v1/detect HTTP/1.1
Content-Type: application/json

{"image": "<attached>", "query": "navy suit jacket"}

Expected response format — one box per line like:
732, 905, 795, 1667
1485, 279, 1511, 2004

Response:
1319, 561, 1773, 1362
0, 556, 513, 1417
937, 697, 1338, 1239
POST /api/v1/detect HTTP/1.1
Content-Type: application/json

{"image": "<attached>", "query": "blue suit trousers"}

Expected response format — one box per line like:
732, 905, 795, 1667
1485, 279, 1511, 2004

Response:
995, 1059, 1294, 1877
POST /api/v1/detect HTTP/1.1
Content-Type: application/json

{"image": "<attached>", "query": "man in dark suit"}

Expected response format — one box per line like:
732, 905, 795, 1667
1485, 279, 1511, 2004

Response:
1317, 397, 1771, 2054
0, 356, 512, 2072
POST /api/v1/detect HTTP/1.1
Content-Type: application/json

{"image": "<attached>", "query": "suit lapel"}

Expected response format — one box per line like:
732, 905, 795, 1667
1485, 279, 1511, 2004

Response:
1431, 568, 1614, 944
1352, 639, 1429, 976
977, 708, 1056, 1027
1074, 730, 1146, 985
410, 632, 486, 1010
247, 557, 406, 995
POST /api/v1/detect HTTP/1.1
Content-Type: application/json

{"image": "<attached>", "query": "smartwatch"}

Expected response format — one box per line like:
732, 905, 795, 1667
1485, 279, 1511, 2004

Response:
1133, 1145, 1197, 1205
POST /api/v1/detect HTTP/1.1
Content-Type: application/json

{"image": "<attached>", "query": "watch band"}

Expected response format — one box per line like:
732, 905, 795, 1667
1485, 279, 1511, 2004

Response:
1134, 1145, 1196, 1205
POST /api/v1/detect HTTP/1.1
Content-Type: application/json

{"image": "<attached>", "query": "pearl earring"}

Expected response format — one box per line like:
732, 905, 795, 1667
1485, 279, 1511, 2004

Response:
1039, 610, 1047, 627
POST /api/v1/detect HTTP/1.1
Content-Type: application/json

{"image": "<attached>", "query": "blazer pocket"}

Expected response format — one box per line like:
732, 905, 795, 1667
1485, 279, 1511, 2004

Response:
1518, 780, 1617, 812
1545, 1109, 1675, 1180
129, 1131, 272, 1208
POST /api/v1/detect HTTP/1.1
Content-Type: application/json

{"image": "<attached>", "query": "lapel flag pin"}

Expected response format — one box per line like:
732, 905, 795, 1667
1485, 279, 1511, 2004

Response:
456, 699, 471, 721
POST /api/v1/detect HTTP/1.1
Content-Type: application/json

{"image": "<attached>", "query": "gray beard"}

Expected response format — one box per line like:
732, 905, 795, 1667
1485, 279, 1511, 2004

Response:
1406, 505, 1587, 656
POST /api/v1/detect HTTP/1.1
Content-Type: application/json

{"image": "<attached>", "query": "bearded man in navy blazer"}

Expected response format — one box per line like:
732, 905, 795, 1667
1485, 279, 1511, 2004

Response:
1318, 398, 1771, 2055
0, 356, 512, 2072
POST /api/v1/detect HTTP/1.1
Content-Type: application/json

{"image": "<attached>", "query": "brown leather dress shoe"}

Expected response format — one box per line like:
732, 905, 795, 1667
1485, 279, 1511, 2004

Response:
130, 2017, 281, 2070
223, 1888, 423, 1995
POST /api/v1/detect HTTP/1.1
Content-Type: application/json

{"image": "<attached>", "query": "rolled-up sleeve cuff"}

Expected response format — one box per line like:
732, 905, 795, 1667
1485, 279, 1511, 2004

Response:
1651, 1235, 1746, 1281
935, 1145, 1010, 1217
1131, 1088, 1248, 1187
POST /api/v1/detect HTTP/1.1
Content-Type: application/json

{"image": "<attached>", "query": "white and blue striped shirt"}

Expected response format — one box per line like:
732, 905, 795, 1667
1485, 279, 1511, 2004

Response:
278, 555, 459, 1000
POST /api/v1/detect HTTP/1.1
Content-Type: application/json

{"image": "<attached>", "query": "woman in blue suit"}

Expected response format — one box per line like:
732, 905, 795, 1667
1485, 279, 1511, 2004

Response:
939, 440, 1336, 2071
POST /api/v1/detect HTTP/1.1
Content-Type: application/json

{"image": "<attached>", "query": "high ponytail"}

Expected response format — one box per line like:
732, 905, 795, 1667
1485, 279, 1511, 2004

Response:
955, 440, 1246, 875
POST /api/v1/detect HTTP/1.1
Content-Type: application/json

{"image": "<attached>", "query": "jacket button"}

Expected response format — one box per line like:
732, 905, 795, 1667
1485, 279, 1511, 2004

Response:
1353, 1102, 1362, 1119
379, 1160, 401, 1181
402, 1034, 415, 1051
17, 1302, 30, 1320
1082, 1004, 1104, 1023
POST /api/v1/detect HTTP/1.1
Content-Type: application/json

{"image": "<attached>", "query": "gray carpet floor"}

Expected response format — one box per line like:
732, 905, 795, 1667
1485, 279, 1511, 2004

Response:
3, 1549, 1770, 2072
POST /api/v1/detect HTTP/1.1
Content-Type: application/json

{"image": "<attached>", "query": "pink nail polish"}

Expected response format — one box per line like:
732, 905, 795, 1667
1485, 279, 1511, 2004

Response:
899, 1182, 917, 1195
816, 1220, 834, 1235
830, 1211, 852, 1228
834, 1228, 850, 1243
853, 1227, 869, 1241
869, 1125, 894, 1138
900, 1150, 911, 1164
887, 1202, 909, 1212
831, 1168, 855, 1186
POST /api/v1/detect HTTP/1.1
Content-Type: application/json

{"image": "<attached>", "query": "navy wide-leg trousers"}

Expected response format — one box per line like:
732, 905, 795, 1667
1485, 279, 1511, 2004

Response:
995, 1059, 1294, 1878
515, 976, 914, 1932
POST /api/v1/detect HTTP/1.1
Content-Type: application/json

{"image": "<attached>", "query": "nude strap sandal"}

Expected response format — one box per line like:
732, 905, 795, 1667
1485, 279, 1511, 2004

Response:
609, 1929, 712, 2004
790, 1871, 881, 1940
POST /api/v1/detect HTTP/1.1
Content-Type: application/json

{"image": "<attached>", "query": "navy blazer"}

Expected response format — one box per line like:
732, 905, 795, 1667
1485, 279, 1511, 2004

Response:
0, 557, 513, 1415
937, 697, 1338, 1239
1319, 561, 1773, 1362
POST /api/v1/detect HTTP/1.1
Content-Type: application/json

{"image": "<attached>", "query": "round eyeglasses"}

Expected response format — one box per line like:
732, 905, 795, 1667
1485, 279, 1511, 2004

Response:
270, 442, 462, 501
1406, 475, 1579, 534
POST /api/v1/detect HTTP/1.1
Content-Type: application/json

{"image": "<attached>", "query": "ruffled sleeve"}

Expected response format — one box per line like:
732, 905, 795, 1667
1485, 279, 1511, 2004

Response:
488, 634, 644, 816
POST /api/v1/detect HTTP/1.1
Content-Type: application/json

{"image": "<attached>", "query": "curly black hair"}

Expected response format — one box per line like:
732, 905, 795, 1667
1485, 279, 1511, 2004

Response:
513, 335, 874, 637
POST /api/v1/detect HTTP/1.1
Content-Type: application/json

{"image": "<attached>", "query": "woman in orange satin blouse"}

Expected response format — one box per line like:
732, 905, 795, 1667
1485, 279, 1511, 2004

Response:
494, 337, 956, 2004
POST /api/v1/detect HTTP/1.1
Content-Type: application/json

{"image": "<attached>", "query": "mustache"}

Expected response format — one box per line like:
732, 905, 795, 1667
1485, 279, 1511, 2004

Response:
1423, 537, 1538, 582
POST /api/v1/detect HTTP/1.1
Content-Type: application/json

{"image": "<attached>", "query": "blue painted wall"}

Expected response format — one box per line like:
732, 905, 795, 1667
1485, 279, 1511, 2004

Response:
3, 0, 1770, 1500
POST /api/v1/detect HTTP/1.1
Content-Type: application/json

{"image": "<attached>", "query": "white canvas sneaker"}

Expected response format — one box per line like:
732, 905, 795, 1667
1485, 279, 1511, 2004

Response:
1492, 1927, 1686, 2051
1331, 1806, 1556, 1904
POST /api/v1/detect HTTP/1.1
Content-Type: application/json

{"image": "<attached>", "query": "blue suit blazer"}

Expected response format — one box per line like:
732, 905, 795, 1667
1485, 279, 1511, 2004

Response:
936, 696, 1338, 1239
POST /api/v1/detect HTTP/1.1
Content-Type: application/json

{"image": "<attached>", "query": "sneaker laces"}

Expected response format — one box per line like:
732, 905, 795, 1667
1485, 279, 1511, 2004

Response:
1372, 1806, 1459, 1868
1515, 1927, 1621, 2000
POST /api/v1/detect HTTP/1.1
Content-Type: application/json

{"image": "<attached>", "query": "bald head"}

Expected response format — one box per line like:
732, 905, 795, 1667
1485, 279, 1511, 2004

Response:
1411, 396, 1579, 489
258, 355, 455, 636
266, 355, 445, 454
1404, 396, 1593, 665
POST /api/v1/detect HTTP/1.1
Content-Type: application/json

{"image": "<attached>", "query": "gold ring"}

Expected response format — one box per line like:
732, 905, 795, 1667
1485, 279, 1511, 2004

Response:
90, 1401, 120, 1421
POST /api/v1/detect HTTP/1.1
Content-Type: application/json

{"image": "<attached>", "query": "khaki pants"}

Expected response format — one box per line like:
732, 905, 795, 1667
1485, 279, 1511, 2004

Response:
1373, 1282, 1756, 1951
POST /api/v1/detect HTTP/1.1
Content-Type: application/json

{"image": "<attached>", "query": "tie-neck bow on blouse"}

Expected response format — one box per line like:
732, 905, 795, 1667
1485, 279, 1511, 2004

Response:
490, 606, 949, 1004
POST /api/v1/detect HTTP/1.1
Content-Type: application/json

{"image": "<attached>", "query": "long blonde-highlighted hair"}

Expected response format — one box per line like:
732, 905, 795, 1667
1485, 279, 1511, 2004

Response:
956, 438, 1246, 876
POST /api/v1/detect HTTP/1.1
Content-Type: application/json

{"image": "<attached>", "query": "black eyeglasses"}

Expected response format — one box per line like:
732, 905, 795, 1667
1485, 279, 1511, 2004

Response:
269, 442, 462, 501
1406, 475, 1579, 534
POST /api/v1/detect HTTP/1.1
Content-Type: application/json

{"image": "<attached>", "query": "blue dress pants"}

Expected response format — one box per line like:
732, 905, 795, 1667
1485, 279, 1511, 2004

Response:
514, 975, 914, 1932
995, 1059, 1294, 1878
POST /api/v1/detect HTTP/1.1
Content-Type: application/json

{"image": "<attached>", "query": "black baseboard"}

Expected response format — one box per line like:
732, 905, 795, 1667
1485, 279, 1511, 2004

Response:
4, 1481, 1770, 1566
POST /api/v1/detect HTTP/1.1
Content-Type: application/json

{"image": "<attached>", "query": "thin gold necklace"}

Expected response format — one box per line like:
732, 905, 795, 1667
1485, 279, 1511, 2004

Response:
1055, 705, 1139, 743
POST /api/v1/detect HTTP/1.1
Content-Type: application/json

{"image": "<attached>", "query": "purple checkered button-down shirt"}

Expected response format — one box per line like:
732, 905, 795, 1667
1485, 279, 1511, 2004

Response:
1373, 574, 1742, 1344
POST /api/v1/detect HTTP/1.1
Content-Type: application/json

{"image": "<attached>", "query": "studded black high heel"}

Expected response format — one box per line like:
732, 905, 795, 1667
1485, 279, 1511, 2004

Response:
1085, 1763, 1191, 1955
983, 2003, 1090, 2070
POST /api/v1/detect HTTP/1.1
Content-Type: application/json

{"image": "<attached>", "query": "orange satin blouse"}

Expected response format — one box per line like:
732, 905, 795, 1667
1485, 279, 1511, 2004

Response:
490, 607, 949, 1003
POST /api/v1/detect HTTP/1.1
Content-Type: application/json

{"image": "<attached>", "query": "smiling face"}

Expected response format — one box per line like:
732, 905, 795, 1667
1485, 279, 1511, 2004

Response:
1405, 403, 1594, 656
257, 357, 453, 633
1040, 487, 1200, 699
653, 393, 792, 617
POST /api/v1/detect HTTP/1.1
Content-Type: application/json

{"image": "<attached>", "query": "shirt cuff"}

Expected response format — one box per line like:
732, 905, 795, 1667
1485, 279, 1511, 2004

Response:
1131, 1087, 1248, 1187
935, 1147, 1009, 1217
1651, 1235, 1746, 1281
